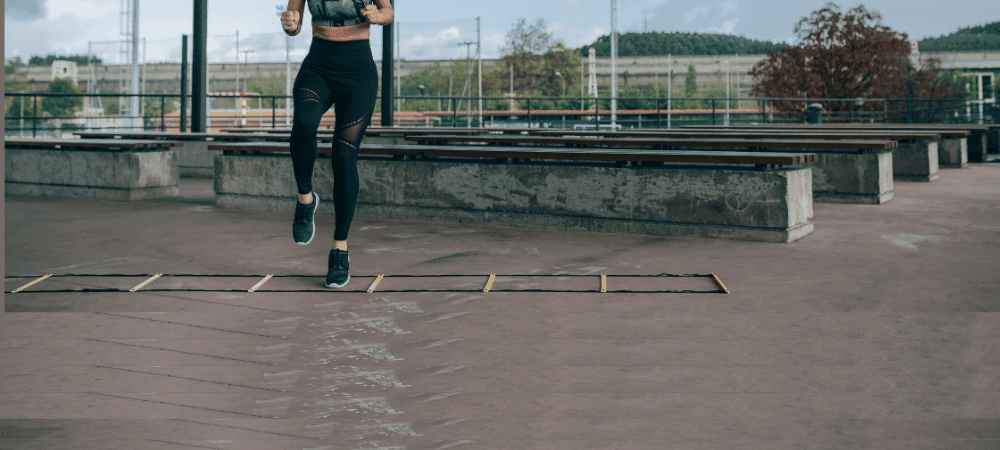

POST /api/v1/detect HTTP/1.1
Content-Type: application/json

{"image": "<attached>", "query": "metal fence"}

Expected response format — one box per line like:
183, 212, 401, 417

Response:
4, 92, 988, 137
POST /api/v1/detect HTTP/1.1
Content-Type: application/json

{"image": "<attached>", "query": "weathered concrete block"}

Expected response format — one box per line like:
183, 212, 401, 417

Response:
894, 140, 939, 182
177, 140, 213, 178
967, 131, 988, 163
811, 151, 893, 204
214, 154, 814, 243
938, 137, 968, 168
5, 148, 179, 201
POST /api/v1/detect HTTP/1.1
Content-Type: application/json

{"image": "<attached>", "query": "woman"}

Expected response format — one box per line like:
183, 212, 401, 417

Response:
280, 0, 393, 288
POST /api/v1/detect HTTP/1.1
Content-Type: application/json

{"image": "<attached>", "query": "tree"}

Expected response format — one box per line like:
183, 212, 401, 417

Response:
246, 73, 290, 109
685, 64, 698, 97
749, 2, 962, 119
42, 78, 84, 118
492, 18, 580, 103
29, 54, 101, 66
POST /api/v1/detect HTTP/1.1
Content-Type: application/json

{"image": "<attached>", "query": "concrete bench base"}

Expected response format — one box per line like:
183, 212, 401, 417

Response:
938, 137, 968, 168
180, 136, 408, 178
5, 148, 179, 201
5, 183, 179, 201
811, 151, 893, 204
214, 154, 814, 243
893, 141, 939, 182
177, 140, 213, 178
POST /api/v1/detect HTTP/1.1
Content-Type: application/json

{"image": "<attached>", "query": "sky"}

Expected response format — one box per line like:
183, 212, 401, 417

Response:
5, 0, 1000, 66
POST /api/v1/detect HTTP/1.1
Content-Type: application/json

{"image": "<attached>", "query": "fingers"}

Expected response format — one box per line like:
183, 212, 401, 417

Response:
280, 10, 300, 32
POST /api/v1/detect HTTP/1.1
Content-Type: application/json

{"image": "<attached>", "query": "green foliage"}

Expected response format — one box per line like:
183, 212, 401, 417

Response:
580, 32, 788, 57
28, 54, 101, 66
918, 21, 1000, 51
104, 101, 120, 115
143, 95, 177, 118
5, 57, 29, 93
42, 78, 83, 118
685, 65, 698, 97
246, 73, 290, 108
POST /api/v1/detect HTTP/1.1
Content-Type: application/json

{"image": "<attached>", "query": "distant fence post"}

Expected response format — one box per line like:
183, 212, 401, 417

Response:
161, 96, 166, 131
32, 96, 38, 138
711, 99, 716, 126
527, 97, 532, 127
656, 97, 661, 128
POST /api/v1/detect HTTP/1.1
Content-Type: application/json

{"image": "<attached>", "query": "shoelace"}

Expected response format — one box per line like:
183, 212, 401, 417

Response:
330, 250, 348, 269
294, 200, 312, 223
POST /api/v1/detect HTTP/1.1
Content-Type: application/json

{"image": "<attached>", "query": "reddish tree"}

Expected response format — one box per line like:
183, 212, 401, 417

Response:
750, 2, 961, 121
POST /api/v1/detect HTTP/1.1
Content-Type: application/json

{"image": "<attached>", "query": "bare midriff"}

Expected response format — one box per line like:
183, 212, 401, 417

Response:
311, 21, 371, 42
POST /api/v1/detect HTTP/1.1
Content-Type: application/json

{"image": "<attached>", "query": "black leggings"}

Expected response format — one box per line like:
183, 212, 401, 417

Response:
290, 38, 378, 241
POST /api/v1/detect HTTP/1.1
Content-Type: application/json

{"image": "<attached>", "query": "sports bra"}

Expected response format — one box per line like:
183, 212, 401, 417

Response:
308, 0, 368, 27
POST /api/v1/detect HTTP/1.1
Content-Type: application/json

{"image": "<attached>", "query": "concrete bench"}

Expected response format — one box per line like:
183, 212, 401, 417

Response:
74, 131, 389, 179
688, 124, 976, 168
405, 134, 897, 205
207, 141, 818, 243
4, 138, 181, 201
534, 128, 940, 185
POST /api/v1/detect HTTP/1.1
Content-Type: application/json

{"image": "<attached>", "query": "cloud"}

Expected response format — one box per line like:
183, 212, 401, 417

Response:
5, 0, 45, 22
46, 0, 108, 20
719, 0, 738, 16
708, 19, 739, 35
684, 7, 710, 24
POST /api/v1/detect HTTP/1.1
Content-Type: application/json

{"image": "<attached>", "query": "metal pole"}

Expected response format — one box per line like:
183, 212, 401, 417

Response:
477, 16, 483, 128
141, 37, 146, 124
235, 29, 240, 93
180, 34, 188, 132
192, 0, 207, 132
396, 22, 401, 116
381, 0, 394, 127
667, 53, 671, 129
286, 34, 291, 127
725, 60, 730, 126
130, 0, 140, 130
610, 0, 617, 128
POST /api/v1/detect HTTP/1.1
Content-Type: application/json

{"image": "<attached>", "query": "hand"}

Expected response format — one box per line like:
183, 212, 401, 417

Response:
361, 4, 390, 25
280, 10, 301, 34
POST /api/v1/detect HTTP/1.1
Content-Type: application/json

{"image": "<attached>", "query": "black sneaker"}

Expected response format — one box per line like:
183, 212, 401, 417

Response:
293, 193, 319, 245
326, 249, 350, 288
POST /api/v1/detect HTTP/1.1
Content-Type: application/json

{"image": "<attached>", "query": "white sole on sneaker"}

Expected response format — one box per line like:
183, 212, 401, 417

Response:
325, 274, 350, 289
326, 254, 349, 288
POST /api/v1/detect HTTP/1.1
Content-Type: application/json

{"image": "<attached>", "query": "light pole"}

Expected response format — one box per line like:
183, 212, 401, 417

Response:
725, 59, 730, 126
610, 0, 618, 129
241, 49, 254, 92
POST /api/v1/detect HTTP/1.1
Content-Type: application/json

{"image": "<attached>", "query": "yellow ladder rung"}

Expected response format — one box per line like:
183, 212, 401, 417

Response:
711, 272, 730, 294
600, 274, 607, 293
483, 273, 496, 292
248, 274, 273, 293
367, 274, 384, 293
129, 274, 163, 292
12, 274, 53, 293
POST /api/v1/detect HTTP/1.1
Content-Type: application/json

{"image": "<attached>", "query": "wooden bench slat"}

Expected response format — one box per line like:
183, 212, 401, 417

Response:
402, 134, 897, 151
5, 138, 181, 149
526, 129, 941, 141
206, 142, 816, 166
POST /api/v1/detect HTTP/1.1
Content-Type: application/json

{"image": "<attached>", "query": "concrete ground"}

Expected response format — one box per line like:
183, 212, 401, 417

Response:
3, 164, 1000, 449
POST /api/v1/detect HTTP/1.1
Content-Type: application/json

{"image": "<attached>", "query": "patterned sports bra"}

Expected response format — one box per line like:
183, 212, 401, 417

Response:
308, 0, 369, 27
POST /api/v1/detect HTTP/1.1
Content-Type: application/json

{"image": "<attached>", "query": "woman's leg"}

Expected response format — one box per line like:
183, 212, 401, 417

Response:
289, 70, 334, 198
329, 77, 377, 248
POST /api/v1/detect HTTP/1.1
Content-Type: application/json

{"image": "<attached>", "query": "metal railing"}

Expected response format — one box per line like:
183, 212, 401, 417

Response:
4, 92, 986, 137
